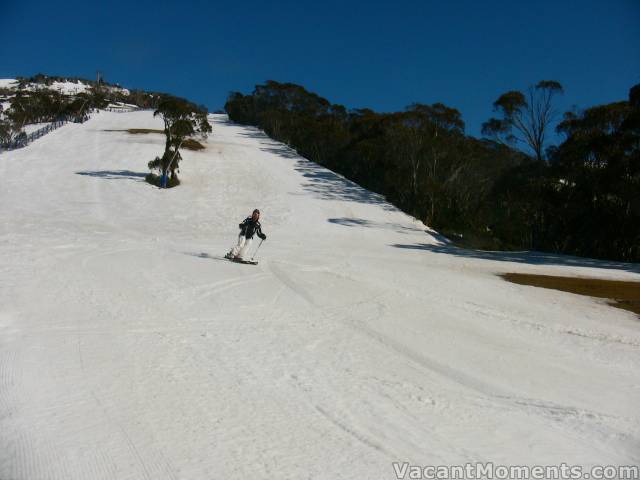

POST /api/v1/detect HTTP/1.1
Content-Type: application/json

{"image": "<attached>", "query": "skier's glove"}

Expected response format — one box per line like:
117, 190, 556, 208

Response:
260, 233, 267, 240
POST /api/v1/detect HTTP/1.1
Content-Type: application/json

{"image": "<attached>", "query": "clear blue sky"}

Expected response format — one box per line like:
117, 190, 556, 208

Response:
1, 0, 639, 137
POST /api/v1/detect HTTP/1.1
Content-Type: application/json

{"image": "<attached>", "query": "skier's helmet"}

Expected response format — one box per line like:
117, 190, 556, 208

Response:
253, 209, 260, 215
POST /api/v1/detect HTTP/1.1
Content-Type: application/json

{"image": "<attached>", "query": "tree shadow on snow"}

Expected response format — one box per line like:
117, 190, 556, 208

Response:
75, 170, 147, 181
231, 125, 398, 210
390, 242, 640, 274
245, 137, 397, 210
328, 217, 425, 235
292, 159, 397, 210
211, 116, 239, 127
237, 128, 273, 141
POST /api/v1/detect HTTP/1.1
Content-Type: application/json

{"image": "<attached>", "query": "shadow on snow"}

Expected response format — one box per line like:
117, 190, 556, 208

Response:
183, 252, 228, 262
236, 127, 397, 210
75, 170, 147, 181
328, 217, 425, 235
391, 242, 640, 274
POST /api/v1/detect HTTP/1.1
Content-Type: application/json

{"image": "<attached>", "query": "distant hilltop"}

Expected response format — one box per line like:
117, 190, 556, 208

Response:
0, 73, 208, 113
0, 73, 130, 96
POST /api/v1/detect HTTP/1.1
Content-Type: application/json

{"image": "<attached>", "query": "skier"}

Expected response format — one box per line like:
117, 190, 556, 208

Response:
225, 209, 267, 262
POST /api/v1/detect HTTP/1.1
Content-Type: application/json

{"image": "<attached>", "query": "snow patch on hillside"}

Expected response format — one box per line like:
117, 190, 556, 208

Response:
0, 78, 129, 96
0, 78, 18, 89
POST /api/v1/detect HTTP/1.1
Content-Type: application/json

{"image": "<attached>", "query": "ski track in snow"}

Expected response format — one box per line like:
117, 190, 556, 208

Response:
0, 111, 639, 479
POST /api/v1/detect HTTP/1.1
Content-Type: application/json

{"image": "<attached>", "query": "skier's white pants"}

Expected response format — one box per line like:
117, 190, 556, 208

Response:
231, 234, 252, 258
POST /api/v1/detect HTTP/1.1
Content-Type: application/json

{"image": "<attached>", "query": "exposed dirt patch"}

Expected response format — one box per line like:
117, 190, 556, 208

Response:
102, 129, 205, 150
127, 128, 164, 134
102, 128, 163, 134
501, 273, 640, 317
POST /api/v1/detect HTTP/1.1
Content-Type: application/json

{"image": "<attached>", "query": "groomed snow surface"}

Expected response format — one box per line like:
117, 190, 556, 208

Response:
1, 112, 639, 479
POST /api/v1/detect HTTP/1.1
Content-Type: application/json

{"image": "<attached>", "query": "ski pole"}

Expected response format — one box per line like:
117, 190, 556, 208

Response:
251, 239, 264, 261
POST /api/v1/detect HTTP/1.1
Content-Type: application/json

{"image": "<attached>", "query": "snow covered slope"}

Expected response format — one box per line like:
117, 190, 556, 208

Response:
1, 111, 639, 479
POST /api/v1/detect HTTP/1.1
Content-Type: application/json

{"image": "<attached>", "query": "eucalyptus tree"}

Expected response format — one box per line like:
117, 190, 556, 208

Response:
482, 80, 563, 162
151, 95, 211, 186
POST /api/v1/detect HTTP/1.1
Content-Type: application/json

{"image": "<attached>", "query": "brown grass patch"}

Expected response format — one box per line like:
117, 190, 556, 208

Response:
102, 128, 164, 134
102, 129, 205, 150
181, 138, 205, 151
501, 273, 640, 317
127, 128, 164, 134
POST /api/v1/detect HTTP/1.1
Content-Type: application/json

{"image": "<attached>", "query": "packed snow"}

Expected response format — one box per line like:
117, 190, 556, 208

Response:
0, 111, 638, 479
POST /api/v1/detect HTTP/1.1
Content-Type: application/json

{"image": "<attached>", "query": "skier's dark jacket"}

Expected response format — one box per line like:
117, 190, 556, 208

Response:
239, 217, 266, 240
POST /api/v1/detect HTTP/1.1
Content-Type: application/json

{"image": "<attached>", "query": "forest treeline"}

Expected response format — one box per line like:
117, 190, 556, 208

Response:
225, 81, 639, 263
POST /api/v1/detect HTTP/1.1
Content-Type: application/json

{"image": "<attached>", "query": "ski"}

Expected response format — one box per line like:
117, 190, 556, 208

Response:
235, 259, 258, 265
224, 253, 258, 265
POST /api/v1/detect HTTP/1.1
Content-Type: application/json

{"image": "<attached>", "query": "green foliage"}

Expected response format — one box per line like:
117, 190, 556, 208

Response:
5, 87, 100, 127
8, 90, 66, 125
0, 117, 22, 144
0, 103, 20, 144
